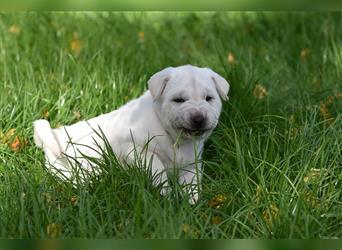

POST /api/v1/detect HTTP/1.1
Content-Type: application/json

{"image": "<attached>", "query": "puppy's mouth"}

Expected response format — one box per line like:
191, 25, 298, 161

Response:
178, 127, 211, 138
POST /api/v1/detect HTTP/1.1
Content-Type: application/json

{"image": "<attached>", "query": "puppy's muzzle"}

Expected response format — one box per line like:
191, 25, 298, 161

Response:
177, 111, 211, 138
190, 111, 206, 129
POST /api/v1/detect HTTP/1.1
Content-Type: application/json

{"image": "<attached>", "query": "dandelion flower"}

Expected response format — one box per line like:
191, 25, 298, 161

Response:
138, 31, 145, 43
70, 196, 78, 206
10, 136, 21, 151
73, 111, 81, 120
319, 102, 333, 125
262, 204, 279, 224
70, 33, 83, 54
42, 110, 50, 119
303, 168, 327, 184
289, 127, 299, 140
181, 223, 191, 233
181, 223, 200, 237
227, 52, 235, 65
211, 215, 223, 225
8, 25, 21, 35
253, 84, 268, 99
208, 194, 227, 209
43, 192, 52, 204
46, 223, 62, 238
1, 128, 16, 144
325, 95, 334, 105
300, 48, 310, 61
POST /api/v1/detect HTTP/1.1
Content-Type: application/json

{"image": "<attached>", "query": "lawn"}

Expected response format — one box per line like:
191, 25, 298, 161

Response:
0, 12, 341, 239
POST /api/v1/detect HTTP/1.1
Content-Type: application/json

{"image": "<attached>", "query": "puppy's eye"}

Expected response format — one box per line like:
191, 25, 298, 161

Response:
205, 96, 213, 102
173, 98, 185, 103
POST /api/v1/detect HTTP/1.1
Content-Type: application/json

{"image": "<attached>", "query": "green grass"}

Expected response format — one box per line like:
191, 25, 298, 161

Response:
0, 12, 341, 239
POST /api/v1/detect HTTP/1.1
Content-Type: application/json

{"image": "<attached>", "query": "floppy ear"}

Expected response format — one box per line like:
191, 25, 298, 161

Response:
148, 67, 174, 100
210, 71, 230, 101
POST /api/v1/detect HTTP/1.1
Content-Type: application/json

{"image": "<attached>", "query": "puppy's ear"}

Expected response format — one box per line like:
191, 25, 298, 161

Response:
209, 70, 230, 101
148, 67, 173, 100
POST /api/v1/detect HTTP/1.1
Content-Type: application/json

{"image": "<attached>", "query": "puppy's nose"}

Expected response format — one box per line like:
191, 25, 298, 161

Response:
190, 112, 206, 128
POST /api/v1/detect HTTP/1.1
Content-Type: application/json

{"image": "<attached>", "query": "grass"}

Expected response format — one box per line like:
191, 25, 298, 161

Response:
0, 12, 341, 239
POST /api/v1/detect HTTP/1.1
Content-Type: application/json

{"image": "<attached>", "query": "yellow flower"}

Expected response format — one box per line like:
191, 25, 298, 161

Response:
262, 204, 279, 225
303, 168, 327, 184
319, 102, 333, 125
0, 128, 27, 152
181, 223, 191, 233
253, 84, 268, 99
73, 111, 81, 120
227, 52, 235, 65
302, 191, 320, 208
138, 31, 145, 43
10, 136, 21, 151
300, 48, 310, 61
211, 215, 223, 225
318, 93, 342, 126
42, 110, 50, 119
0, 128, 16, 144
8, 25, 21, 35
70, 196, 78, 206
43, 192, 52, 204
46, 223, 62, 238
208, 194, 227, 209
70, 33, 83, 54
253, 185, 262, 204
325, 95, 335, 105
289, 127, 299, 140
181, 223, 200, 237
288, 114, 295, 124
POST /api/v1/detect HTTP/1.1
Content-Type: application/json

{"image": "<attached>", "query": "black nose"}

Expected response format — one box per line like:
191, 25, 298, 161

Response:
190, 112, 206, 128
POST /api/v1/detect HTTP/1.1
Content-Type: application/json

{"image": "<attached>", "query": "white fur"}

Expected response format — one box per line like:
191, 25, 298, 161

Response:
33, 65, 230, 204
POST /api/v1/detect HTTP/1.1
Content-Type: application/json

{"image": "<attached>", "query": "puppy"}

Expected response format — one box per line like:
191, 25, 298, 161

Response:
33, 65, 230, 204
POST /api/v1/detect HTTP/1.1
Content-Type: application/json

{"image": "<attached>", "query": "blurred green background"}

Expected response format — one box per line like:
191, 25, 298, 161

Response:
1, 0, 341, 10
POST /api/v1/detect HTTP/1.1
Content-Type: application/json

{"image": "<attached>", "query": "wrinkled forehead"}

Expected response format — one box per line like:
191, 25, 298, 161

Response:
165, 69, 216, 98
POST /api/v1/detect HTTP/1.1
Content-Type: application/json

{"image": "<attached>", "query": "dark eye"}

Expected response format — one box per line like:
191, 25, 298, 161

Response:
173, 98, 185, 103
206, 96, 213, 102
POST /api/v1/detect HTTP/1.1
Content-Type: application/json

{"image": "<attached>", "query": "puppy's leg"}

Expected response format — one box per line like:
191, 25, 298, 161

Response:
178, 163, 202, 204
123, 145, 170, 196
148, 152, 171, 196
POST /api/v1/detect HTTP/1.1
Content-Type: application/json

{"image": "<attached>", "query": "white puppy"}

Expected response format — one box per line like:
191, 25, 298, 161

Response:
33, 65, 230, 204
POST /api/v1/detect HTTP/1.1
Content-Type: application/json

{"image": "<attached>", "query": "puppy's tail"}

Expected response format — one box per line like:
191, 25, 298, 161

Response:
33, 119, 62, 157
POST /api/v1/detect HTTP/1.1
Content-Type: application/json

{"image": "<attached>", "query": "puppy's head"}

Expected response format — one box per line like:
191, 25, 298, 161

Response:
148, 65, 230, 140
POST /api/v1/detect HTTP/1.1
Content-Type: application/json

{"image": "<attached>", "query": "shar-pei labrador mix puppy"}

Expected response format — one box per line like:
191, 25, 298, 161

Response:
33, 64, 230, 204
